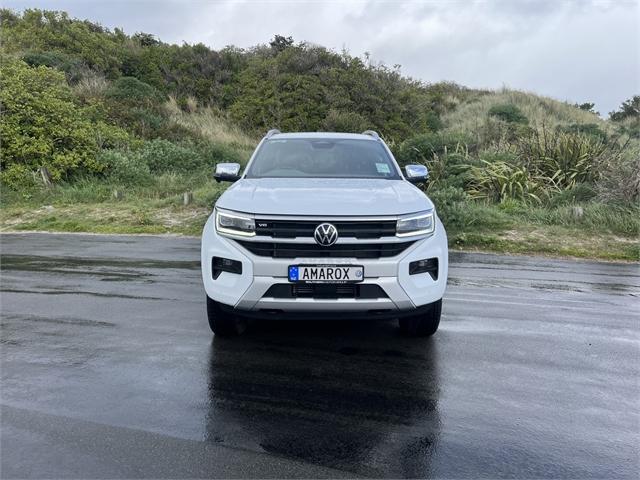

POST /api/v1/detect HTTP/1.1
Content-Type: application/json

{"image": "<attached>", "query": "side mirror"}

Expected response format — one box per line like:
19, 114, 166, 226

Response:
404, 164, 429, 184
214, 163, 241, 183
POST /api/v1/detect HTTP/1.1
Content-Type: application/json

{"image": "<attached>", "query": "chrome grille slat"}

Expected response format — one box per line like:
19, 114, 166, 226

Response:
234, 240, 415, 258
255, 219, 397, 239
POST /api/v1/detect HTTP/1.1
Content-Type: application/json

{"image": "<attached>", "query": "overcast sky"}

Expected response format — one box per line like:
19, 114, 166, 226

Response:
4, 0, 639, 115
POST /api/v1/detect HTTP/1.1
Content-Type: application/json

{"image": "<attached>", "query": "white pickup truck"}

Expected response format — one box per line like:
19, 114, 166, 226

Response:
201, 130, 448, 336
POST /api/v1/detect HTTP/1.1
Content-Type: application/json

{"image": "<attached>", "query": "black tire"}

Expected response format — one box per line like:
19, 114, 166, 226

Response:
206, 296, 247, 336
398, 299, 442, 337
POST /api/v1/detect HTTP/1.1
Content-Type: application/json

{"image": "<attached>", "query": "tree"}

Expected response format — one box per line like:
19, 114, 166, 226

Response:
575, 102, 599, 115
132, 32, 159, 47
609, 96, 640, 121
269, 35, 294, 53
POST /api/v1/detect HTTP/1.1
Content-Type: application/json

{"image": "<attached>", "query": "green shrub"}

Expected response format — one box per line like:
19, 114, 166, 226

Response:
2, 9, 124, 77
430, 186, 511, 232
322, 109, 370, 133
488, 104, 529, 124
477, 150, 519, 166
201, 141, 246, 166
0, 164, 39, 191
548, 183, 597, 207
425, 111, 444, 132
96, 140, 245, 189
22, 51, 70, 68
0, 59, 105, 181
93, 121, 134, 150
99, 150, 152, 186
104, 78, 172, 139
21, 50, 88, 83
429, 186, 469, 230
467, 160, 552, 204
396, 132, 471, 166
516, 128, 603, 189
433, 152, 473, 189
134, 140, 200, 174
105, 77, 164, 105
560, 123, 607, 142
129, 108, 164, 131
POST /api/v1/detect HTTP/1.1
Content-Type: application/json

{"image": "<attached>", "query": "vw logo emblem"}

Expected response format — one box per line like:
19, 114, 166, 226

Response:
314, 223, 338, 247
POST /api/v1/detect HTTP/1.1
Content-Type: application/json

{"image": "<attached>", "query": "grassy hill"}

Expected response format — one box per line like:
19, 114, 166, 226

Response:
0, 9, 638, 260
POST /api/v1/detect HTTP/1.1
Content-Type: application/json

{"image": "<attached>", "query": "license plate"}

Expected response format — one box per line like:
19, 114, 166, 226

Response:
288, 265, 364, 283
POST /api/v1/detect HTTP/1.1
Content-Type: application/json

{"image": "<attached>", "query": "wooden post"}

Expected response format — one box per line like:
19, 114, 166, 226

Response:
570, 206, 584, 219
183, 192, 193, 206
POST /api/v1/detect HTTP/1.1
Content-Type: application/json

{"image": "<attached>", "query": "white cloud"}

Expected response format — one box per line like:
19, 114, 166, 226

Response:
4, 0, 639, 113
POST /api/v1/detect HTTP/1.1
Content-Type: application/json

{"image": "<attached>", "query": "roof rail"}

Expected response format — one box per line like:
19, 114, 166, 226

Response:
361, 130, 380, 140
265, 129, 281, 138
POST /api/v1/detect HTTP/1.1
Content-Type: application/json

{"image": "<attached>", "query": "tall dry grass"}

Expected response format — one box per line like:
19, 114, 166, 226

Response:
165, 96, 257, 150
442, 88, 610, 134
72, 70, 109, 101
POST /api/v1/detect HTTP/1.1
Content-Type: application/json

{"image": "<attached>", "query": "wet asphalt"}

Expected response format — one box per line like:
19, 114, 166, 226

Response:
0, 232, 638, 479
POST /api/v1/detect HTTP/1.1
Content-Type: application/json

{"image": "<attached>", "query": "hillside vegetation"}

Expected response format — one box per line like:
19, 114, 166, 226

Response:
1, 9, 638, 260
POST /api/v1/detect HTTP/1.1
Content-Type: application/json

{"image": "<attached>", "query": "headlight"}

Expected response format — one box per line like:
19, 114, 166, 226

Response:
215, 209, 255, 237
396, 210, 435, 237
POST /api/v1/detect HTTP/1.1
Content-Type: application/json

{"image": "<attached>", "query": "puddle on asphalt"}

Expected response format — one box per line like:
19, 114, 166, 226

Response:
1, 313, 116, 328
0, 255, 200, 271
0, 288, 167, 301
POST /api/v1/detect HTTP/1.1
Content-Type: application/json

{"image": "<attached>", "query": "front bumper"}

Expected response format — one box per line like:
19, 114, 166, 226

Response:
200, 214, 448, 315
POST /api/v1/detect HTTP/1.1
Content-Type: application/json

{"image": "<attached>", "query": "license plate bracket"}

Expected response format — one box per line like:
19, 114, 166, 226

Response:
288, 264, 364, 283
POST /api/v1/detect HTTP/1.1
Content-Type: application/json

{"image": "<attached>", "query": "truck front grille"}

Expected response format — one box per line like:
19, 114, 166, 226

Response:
234, 240, 415, 259
255, 219, 397, 239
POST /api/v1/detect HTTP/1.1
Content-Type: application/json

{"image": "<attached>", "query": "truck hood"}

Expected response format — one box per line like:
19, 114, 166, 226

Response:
216, 178, 433, 216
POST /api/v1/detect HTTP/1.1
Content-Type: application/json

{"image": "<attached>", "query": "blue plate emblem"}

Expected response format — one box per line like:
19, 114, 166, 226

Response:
288, 266, 299, 281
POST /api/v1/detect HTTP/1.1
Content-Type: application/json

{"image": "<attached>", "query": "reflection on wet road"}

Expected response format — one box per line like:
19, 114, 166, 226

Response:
1, 233, 639, 478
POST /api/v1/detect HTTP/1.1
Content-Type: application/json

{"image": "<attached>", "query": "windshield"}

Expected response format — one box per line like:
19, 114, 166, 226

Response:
245, 138, 401, 179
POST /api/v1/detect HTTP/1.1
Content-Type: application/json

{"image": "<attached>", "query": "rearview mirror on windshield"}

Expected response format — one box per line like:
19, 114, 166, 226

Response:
404, 164, 429, 184
214, 163, 241, 183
